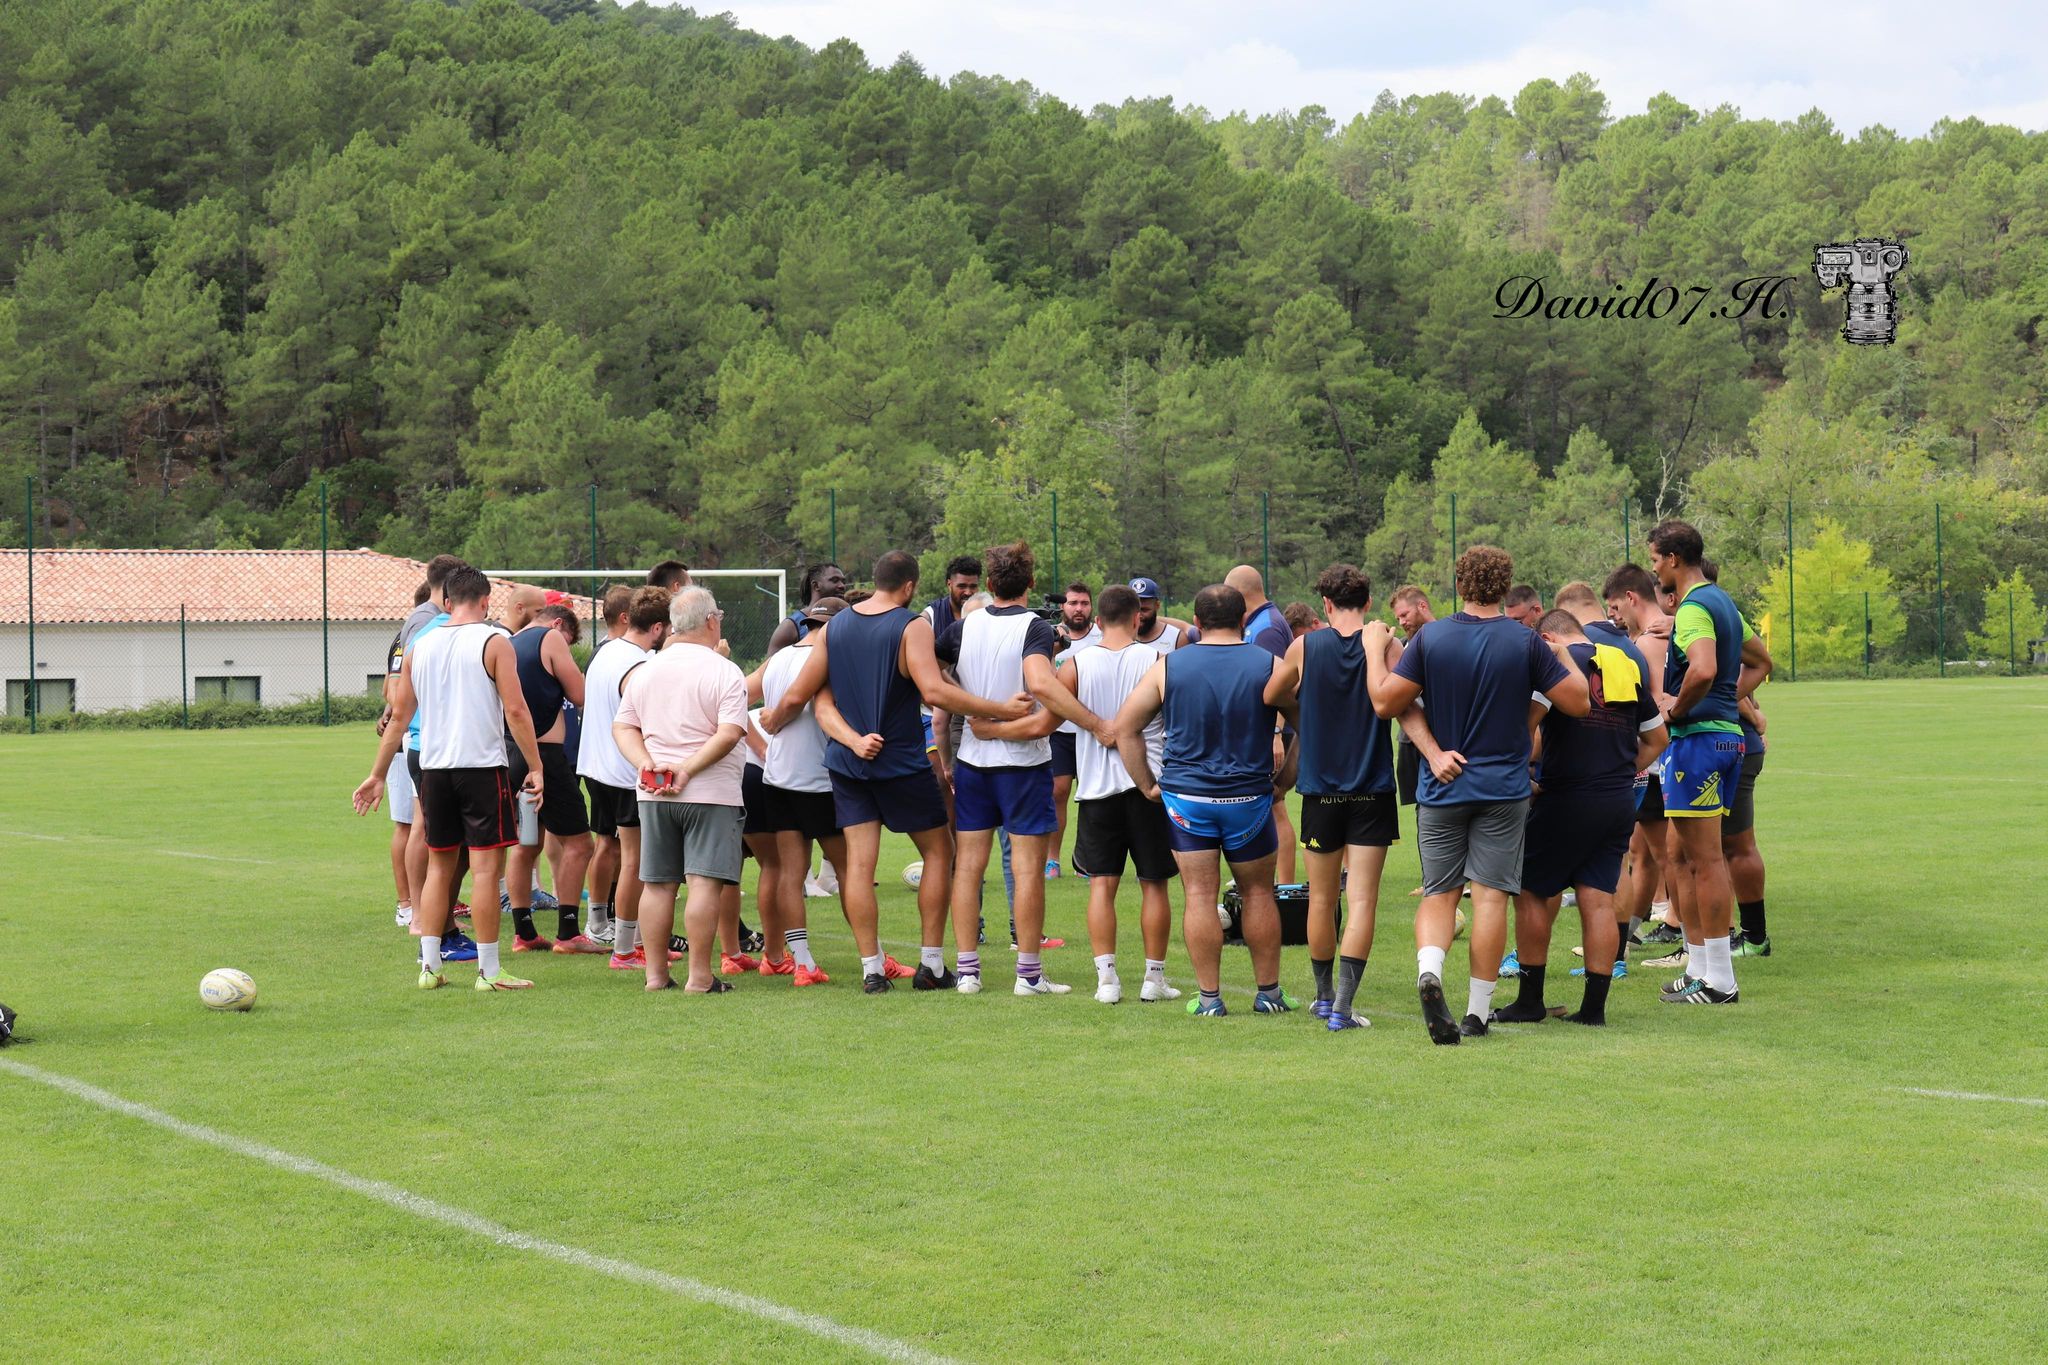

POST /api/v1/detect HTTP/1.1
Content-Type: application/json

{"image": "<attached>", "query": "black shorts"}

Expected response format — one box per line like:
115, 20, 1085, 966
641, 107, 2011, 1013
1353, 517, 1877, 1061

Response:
586, 777, 640, 836
830, 768, 948, 835
1635, 772, 1666, 823
742, 763, 777, 836
1299, 791, 1399, 851
1725, 750, 1765, 836
1050, 731, 1079, 779
1521, 789, 1637, 897
1074, 789, 1178, 882
420, 766, 518, 852
1396, 742, 1420, 806
755, 782, 840, 841
406, 746, 424, 790
507, 743, 590, 837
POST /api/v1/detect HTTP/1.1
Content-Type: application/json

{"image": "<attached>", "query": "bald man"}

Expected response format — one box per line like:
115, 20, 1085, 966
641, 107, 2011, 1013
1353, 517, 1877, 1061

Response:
1225, 565, 1299, 880
502, 584, 548, 634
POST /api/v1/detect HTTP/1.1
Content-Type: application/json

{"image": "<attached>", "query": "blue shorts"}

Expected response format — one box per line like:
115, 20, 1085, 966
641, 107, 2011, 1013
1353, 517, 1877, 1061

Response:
1662, 731, 1745, 819
1160, 790, 1278, 860
953, 762, 1056, 836
1521, 789, 1636, 897
830, 769, 948, 835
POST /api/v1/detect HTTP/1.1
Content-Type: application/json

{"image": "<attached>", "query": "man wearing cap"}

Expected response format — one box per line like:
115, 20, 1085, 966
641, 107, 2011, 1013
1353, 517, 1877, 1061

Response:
1129, 578, 1192, 654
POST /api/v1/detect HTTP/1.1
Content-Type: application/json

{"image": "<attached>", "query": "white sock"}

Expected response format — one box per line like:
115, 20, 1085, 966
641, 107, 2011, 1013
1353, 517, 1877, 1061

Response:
1144, 958, 1167, 981
615, 920, 639, 955
1684, 941, 1703, 974
786, 928, 815, 969
1417, 945, 1447, 981
1094, 953, 1117, 983
1652, 899, 1672, 919
861, 954, 885, 979
478, 940, 501, 979
921, 946, 945, 974
1704, 936, 1736, 993
420, 935, 442, 972
588, 902, 610, 931
1467, 977, 1496, 1021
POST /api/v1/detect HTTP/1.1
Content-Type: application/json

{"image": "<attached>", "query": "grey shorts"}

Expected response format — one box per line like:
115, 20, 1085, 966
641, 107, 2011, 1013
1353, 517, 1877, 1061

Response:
637, 800, 745, 885
1724, 750, 1765, 837
1417, 799, 1530, 896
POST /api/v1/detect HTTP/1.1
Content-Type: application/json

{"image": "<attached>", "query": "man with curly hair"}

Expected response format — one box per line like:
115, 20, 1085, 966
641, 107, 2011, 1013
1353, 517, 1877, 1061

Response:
1363, 546, 1589, 1044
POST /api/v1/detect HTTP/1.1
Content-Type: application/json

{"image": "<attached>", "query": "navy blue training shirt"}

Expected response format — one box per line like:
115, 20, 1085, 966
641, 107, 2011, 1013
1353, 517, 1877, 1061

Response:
1296, 628, 1394, 796
510, 624, 567, 737
1393, 612, 1570, 805
1246, 602, 1291, 659
821, 606, 928, 781
1159, 643, 1278, 798
1535, 635, 1661, 796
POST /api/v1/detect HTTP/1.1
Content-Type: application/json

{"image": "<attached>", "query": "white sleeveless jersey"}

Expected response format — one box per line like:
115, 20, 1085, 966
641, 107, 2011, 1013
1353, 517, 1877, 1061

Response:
1054, 623, 1103, 737
1073, 642, 1164, 800
1138, 621, 1182, 654
412, 621, 511, 770
956, 608, 1051, 769
576, 636, 648, 789
762, 643, 830, 793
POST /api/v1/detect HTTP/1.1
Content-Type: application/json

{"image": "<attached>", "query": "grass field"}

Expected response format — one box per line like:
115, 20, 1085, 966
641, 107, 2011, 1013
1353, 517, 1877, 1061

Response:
4, 677, 2046, 1361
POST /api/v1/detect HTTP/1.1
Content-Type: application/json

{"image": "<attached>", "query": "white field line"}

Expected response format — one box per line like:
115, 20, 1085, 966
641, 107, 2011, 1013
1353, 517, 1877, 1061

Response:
0, 829, 276, 865
1899, 1087, 2048, 1109
1765, 769, 2044, 786
0, 1058, 958, 1364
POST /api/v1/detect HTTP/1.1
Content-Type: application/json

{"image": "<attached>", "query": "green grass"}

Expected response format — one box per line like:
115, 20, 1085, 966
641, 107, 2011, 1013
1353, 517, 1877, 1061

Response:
3, 677, 2046, 1361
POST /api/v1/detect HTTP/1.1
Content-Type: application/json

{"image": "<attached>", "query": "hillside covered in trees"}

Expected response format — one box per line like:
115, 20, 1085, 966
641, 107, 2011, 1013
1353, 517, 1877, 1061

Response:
2, 0, 2045, 650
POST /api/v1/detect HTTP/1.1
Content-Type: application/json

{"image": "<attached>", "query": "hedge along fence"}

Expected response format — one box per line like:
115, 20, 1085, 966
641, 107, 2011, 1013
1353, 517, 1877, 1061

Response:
0, 693, 384, 734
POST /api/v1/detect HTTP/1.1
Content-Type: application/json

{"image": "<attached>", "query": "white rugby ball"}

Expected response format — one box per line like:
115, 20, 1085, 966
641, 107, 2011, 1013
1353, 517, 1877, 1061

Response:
902, 860, 924, 889
200, 967, 256, 1011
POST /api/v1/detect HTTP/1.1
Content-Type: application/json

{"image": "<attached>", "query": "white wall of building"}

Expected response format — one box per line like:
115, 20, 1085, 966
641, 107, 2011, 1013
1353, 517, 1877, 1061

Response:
0, 621, 397, 713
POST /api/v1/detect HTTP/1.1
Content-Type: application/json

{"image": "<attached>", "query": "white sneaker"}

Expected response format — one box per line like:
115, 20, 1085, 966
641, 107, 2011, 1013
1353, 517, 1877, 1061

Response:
1095, 978, 1122, 1004
1015, 975, 1072, 996
956, 973, 983, 995
1139, 978, 1182, 1002
395, 903, 413, 928
815, 864, 840, 895
589, 920, 616, 946
803, 876, 828, 897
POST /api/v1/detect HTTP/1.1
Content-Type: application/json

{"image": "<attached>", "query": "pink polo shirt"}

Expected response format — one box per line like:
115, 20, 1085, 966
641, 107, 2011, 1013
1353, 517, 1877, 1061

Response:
614, 642, 749, 806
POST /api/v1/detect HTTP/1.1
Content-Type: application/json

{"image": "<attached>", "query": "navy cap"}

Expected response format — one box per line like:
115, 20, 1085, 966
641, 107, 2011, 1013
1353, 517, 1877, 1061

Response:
1128, 577, 1163, 600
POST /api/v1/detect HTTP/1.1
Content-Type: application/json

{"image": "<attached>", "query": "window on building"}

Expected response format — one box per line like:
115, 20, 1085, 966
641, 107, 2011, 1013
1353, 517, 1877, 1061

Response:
194, 676, 261, 704
6, 678, 76, 717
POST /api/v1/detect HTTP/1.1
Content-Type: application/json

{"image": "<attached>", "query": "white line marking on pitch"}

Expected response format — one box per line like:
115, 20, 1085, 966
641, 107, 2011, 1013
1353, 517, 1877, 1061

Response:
0, 830, 276, 865
161, 850, 277, 866
0, 1057, 957, 1364
1900, 1087, 2048, 1109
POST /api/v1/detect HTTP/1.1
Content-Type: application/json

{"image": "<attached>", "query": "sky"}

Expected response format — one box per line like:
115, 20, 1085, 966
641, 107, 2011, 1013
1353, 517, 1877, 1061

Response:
702, 0, 2048, 136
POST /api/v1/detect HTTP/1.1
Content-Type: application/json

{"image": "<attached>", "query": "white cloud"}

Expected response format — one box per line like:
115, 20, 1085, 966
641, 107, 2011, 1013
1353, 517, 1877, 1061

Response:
708, 0, 2048, 135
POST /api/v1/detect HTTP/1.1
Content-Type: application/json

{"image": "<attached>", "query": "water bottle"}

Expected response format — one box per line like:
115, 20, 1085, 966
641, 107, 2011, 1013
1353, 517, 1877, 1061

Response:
517, 791, 541, 847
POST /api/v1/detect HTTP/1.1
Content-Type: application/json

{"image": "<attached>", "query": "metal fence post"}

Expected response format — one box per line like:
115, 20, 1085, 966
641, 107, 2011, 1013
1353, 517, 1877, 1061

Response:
320, 480, 331, 725
1934, 501, 1945, 677
1448, 492, 1458, 593
180, 603, 190, 728
588, 482, 599, 639
24, 475, 35, 733
1050, 488, 1060, 590
2009, 587, 2017, 676
829, 488, 838, 566
1260, 491, 1271, 588
1622, 500, 1630, 565
1785, 498, 1796, 683
1863, 591, 1871, 678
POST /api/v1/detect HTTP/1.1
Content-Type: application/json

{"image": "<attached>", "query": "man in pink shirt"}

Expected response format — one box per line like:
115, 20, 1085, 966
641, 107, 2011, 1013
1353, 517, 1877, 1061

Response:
612, 585, 749, 993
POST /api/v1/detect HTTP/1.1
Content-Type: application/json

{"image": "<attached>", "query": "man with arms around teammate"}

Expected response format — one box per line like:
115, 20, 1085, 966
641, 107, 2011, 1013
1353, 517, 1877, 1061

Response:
355, 566, 543, 992
1363, 546, 1588, 1043
503, 602, 595, 952
1046, 580, 1100, 880
761, 550, 1031, 995
580, 587, 671, 969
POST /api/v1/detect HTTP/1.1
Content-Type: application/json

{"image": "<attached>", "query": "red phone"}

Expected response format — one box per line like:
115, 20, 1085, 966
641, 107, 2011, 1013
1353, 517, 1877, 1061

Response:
639, 767, 675, 792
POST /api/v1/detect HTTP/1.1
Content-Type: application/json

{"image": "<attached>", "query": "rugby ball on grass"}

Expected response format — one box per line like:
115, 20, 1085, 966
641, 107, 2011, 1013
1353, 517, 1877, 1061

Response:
200, 968, 257, 1011
902, 861, 923, 889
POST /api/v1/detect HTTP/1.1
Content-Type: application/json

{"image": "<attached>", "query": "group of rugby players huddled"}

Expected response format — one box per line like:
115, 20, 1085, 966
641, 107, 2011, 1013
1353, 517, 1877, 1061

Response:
354, 517, 1771, 1042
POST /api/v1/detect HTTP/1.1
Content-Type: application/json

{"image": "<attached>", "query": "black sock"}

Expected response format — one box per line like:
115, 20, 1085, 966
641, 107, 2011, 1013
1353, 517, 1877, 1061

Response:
512, 907, 538, 941
1521, 962, 1545, 1004
1614, 930, 1629, 963
558, 904, 579, 939
1492, 963, 1549, 1021
1738, 899, 1766, 943
1333, 955, 1367, 1014
1575, 969, 1612, 1023
1310, 957, 1334, 1002
1257, 981, 1281, 996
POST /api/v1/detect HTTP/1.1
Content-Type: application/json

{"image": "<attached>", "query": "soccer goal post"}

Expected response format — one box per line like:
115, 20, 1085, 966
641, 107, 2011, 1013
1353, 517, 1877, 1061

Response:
477, 568, 788, 663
